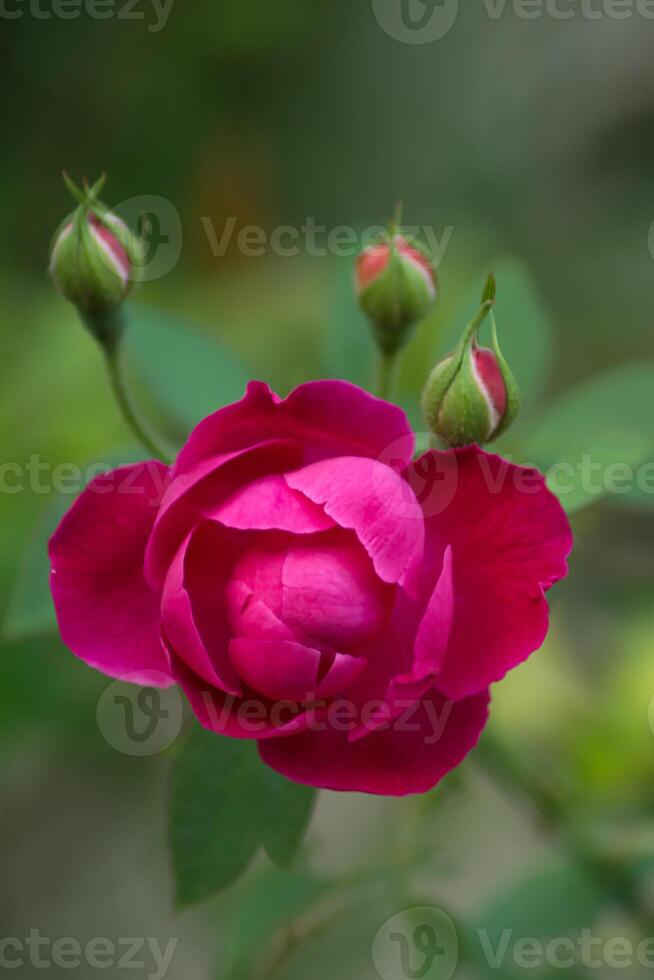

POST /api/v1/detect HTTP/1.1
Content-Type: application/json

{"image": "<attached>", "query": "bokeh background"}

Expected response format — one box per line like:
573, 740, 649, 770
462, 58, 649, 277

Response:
2, 2, 654, 977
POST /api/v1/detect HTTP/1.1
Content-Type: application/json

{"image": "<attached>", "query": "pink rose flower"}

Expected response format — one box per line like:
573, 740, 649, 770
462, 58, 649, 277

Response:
49, 381, 572, 795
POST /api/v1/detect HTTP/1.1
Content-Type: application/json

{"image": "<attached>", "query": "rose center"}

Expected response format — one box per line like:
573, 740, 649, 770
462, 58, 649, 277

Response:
225, 534, 389, 651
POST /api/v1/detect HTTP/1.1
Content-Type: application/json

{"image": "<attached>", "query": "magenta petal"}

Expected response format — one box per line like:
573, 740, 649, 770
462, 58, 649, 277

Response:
173, 381, 281, 474
411, 545, 454, 682
208, 474, 335, 533
259, 688, 491, 796
144, 438, 302, 588
283, 380, 415, 465
229, 638, 322, 702
162, 531, 243, 696
317, 653, 368, 698
174, 379, 415, 475
286, 457, 424, 585
408, 446, 573, 700
49, 462, 172, 686
174, 658, 309, 740
347, 674, 434, 743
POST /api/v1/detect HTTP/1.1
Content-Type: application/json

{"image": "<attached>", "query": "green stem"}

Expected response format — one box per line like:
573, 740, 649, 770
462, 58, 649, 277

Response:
376, 349, 399, 401
104, 341, 172, 464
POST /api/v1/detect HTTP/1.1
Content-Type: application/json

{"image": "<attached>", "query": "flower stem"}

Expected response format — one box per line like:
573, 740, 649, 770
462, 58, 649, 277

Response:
104, 339, 172, 464
376, 349, 399, 401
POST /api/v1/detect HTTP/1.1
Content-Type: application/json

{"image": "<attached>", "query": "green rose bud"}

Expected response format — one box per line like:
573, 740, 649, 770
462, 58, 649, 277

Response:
422, 275, 520, 447
355, 231, 437, 354
49, 174, 144, 346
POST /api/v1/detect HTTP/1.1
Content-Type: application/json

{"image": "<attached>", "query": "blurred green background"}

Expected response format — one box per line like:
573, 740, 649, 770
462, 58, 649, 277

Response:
2, 2, 654, 977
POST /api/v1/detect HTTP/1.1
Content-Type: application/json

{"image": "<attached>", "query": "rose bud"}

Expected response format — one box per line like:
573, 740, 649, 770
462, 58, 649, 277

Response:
355, 232, 437, 353
422, 277, 520, 447
49, 174, 143, 343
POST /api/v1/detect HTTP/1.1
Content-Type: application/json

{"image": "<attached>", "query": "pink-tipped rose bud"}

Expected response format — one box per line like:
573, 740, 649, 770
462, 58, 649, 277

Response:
422, 275, 520, 447
355, 232, 437, 353
49, 174, 143, 341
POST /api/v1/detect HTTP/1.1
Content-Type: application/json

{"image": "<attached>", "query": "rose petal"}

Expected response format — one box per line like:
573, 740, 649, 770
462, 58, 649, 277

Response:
174, 657, 309, 741
161, 526, 244, 696
144, 438, 302, 588
407, 446, 573, 700
410, 545, 454, 682
259, 687, 491, 796
208, 473, 335, 534
317, 652, 368, 698
174, 380, 415, 475
286, 457, 424, 585
49, 462, 172, 686
228, 638, 323, 702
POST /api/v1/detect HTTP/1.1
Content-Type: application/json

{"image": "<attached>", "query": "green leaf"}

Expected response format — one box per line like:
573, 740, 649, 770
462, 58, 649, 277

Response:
126, 304, 251, 433
466, 862, 603, 980
170, 727, 318, 906
261, 768, 317, 868
170, 728, 263, 907
220, 868, 330, 980
436, 257, 553, 414
517, 363, 654, 514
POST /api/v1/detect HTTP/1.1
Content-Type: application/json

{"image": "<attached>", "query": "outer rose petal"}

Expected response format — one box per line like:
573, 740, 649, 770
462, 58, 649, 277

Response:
286, 457, 424, 585
259, 688, 491, 796
407, 447, 573, 700
49, 462, 172, 686
174, 380, 415, 476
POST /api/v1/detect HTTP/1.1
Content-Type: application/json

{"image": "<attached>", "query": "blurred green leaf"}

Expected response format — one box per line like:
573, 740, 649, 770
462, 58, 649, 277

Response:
436, 258, 553, 415
127, 304, 251, 433
220, 868, 330, 980
466, 863, 603, 980
612, 456, 654, 510
171, 728, 263, 907
171, 727, 317, 906
261, 768, 316, 868
2, 494, 68, 641
517, 363, 654, 514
